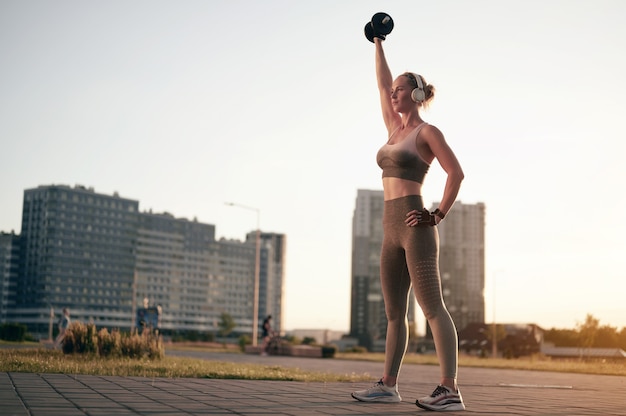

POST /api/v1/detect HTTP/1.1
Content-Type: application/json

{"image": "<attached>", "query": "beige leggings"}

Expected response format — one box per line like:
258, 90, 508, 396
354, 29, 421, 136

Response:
381, 195, 458, 379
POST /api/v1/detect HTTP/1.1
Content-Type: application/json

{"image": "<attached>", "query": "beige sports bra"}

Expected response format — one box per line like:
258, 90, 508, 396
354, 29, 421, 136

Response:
376, 122, 430, 183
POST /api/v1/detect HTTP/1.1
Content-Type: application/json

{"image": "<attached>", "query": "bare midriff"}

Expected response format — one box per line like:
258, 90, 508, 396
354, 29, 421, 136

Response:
382, 177, 423, 201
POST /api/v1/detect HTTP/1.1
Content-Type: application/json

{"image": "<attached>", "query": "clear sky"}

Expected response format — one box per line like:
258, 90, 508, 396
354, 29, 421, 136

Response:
2, 0, 625, 334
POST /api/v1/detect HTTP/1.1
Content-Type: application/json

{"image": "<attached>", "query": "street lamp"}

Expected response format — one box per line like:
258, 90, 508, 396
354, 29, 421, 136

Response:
492, 272, 497, 358
225, 202, 261, 346
491, 269, 504, 359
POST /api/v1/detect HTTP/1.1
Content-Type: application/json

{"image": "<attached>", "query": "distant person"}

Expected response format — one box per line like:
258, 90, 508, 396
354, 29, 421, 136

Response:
261, 315, 272, 356
54, 308, 71, 349
351, 33, 465, 411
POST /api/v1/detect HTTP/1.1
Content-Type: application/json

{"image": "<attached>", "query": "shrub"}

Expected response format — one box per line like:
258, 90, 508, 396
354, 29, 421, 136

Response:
169, 330, 214, 342
140, 328, 164, 360
62, 322, 97, 354
0, 323, 27, 342
120, 329, 164, 359
238, 335, 250, 352
186, 330, 200, 342
62, 323, 163, 360
321, 345, 337, 358
120, 333, 143, 359
302, 337, 316, 345
283, 334, 301, 345
97, 328, 121, 358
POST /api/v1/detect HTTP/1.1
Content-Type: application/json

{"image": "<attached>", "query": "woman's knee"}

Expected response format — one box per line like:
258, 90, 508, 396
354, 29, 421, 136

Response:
420, 299, 446, 321
385, 301, 409, 322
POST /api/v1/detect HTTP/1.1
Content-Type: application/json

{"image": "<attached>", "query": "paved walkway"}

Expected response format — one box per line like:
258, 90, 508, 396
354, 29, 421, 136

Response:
2, 351, 625, 415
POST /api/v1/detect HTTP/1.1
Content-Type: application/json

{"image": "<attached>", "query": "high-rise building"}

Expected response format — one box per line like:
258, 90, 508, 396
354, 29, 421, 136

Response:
256, 232, 286, 333
135, 211, 219, 332
0, 232, 20, 322
216, 237, 257, 333
431, 201, 486, 333
12, 185, 139, 333
4, 184, 286, 339
350, 190, 485, 349
349, 189, 419, 351
350, 189, 385, 350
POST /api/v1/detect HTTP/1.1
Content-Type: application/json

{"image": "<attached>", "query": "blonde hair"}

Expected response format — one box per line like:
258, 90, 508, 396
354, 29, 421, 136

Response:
403, 72, 435, 107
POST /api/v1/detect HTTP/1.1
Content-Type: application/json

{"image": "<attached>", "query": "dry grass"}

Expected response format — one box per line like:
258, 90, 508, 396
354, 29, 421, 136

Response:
163, 341, 239, 353
2, 344, 624, 381
165, 343, 626, 377
336, 352, 626, 377
0, 348, 371, 382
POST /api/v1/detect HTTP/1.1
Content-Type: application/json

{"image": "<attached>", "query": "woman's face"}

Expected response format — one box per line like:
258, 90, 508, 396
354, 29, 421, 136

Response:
391, 76, 415, 112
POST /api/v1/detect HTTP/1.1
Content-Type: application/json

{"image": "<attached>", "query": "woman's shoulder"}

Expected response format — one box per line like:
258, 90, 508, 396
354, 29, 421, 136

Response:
420, 123, 445, 140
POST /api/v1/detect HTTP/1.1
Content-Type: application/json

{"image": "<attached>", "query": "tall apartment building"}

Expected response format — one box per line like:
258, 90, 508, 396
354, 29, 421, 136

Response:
0, 232, 20, 322
350, 189, 385, 350
431, 201, 486, 334
350, 189, 419, 351
216, 231, 286, 334
216, 238, 257, 333
256, 231, 286, 332
350, 189, 485, 349
133, 215, 287, 335
135, 211, 219, 332
4, 184, 286, 338
12, 185, 139, 333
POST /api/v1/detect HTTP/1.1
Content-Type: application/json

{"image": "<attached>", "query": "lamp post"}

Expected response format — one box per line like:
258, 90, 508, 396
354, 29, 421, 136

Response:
225, 202, 261, 346
131, 269, 137, 332
491, 279, 497, 358
492, 270, 503, 359
49, 306, 54, 341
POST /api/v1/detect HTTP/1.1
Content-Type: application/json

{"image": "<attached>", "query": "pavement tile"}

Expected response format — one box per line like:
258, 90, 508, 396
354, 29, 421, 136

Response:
3, 352, 626, 415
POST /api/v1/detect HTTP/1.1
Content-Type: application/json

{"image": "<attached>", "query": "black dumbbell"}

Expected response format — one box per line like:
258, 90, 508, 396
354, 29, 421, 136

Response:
364, 12, 394, 43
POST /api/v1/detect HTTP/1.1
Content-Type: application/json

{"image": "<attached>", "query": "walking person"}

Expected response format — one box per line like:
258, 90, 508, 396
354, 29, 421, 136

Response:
54, 308, 71, 349
260, 315, 272, 356
351, 33, 466, 411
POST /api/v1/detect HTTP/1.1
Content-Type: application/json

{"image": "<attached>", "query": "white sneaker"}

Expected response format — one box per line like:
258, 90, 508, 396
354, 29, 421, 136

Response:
351, 379, 402, 403
416, 385, 465, 411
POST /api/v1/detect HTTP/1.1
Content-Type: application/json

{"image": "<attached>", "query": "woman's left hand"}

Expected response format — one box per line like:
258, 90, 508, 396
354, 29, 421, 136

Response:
405, 209, 420, 227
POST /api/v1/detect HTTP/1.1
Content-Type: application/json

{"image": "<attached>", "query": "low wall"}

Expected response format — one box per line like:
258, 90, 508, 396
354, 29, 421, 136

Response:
245, 344, 322, 358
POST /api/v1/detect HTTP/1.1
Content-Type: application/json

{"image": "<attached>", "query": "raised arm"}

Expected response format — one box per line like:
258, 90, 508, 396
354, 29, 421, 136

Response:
375, 38, 401, 134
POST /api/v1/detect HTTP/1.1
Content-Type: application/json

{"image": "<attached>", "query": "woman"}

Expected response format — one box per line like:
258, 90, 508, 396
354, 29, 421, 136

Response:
351, 35, 465, 412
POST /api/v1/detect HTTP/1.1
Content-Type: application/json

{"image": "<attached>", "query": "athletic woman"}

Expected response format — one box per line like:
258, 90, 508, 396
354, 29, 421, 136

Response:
351, 35, 466, 412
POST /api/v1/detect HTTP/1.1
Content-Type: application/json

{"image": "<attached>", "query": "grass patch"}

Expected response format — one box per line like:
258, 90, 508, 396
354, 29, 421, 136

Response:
2, 347, 624, 381
0, 348, 371, 382
335, 352, 626, 377
0, 339, 40, 347
164, 342, 240, 354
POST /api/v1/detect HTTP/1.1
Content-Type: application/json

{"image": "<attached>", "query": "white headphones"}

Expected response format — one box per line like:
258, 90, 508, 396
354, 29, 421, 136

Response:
410, 73, 426, 103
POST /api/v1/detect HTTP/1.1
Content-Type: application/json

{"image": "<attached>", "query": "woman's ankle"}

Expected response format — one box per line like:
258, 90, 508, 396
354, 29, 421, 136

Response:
440, 378, 458, 391
382, 375, 397, 387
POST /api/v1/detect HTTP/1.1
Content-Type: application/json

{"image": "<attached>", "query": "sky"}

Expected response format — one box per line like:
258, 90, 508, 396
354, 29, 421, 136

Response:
2, 0, 626, 334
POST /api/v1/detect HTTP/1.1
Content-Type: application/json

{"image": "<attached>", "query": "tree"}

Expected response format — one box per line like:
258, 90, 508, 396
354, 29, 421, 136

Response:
483, 324, 507, 357
218, 313, 236, 337
595, 325, 619, 348
619, 327, 626, 350
302, 337, 316, 345
544, 321, 626, 350
544, 327, 578, 347
577, 314, 599, 357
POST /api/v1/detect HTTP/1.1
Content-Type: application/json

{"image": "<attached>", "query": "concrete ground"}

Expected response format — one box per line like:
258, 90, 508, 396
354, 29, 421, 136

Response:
2, 350, 625, 415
